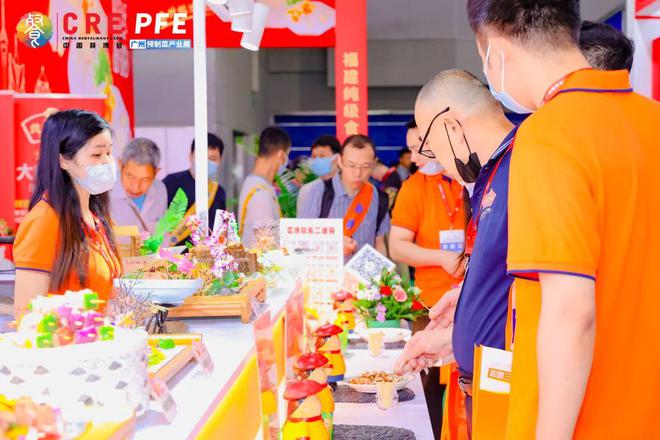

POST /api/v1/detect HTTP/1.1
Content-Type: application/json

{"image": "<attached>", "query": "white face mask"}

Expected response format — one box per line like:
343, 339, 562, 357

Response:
71, 161, 118, 195
419, 161, 444, 175
483, 44, 534, 115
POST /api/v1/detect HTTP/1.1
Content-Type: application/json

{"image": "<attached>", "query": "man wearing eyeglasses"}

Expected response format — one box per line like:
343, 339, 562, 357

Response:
394, 69, 516, 435
297, 134, 390, 260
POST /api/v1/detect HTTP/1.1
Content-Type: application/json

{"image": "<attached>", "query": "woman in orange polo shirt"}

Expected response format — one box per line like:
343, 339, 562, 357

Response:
13, 109, 121, 316
390, 121, 467, 316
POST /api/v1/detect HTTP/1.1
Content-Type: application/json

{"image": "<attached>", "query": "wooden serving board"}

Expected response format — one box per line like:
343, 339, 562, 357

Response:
148, 333, 202, 383
167, 278, 267, 322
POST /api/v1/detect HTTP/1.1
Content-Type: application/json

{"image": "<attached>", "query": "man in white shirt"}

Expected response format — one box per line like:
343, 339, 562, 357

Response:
111, 138, 167, 234
238, 127, 291, 247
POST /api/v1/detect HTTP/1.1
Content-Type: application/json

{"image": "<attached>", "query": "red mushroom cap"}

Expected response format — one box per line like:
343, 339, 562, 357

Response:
313, 323, 343, 337
294, 352, 329, 371
332, 290, 354, 301
283, 379, 326, 400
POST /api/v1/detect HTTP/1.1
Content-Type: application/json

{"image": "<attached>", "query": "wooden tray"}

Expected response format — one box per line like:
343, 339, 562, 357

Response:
168, 278, 266, 323
147, 333, 202, 382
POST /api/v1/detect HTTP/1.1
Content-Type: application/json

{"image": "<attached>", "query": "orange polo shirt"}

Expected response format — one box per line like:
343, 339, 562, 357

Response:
506, 69, 660, 439
13, 200, 121, 309
391, 171, 466, 306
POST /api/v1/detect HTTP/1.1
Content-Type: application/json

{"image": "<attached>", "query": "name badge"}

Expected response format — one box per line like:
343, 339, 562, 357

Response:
440, 229, 465, 252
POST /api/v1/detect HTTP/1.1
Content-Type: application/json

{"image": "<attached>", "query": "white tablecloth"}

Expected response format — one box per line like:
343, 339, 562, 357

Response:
333, 348, 434, 440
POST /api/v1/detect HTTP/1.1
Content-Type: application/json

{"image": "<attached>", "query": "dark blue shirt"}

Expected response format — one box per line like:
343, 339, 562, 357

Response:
163, 170, 226, 243
452, 128, 516, 377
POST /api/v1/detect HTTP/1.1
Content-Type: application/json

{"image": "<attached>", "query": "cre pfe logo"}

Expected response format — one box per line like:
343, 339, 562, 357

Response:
16, 12, 53, 48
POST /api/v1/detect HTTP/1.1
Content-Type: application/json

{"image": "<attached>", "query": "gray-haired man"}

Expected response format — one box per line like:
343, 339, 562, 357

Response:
111, 137, 168, 234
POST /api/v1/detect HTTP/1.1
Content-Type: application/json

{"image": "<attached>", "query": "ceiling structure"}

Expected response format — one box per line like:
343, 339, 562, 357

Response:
366, 0, 626, 41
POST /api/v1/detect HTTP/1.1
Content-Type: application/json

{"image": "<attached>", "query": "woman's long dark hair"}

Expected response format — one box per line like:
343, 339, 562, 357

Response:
30, 109, 119, 291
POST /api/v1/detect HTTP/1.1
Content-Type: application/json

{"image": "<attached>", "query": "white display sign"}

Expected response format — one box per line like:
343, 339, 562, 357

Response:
279, 218, 344, 305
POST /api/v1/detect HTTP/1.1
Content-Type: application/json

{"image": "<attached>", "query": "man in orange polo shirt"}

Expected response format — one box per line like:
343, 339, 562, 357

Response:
390, 119, 466, 313
390, 119, 467, 438
467, 1, 660, 439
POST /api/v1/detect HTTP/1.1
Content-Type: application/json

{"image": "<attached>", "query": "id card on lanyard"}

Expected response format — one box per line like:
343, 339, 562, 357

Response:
438, 180, 465, 252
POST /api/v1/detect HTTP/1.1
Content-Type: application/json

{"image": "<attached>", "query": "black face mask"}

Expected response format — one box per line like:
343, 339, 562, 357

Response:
444, 122, 481, 183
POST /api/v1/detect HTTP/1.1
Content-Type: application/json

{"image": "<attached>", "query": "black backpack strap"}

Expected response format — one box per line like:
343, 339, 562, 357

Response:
319, 178, 335, 218
376, 189, 389, 231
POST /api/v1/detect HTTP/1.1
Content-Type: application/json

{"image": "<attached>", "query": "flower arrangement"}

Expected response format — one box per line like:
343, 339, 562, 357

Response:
353, 269, 426, 325
156, 212, 241, 295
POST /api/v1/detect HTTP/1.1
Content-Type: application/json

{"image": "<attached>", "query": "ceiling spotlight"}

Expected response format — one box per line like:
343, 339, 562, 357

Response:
227, 0, 253, 16
240, 3, 269, 51
231, 12, 253, 32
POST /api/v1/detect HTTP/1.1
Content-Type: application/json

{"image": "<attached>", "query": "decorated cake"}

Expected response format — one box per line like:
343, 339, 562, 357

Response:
0, 290, 149, 420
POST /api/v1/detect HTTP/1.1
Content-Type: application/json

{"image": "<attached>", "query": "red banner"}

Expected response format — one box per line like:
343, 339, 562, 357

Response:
1, 0, 134, 150
333, 0, 368, 141
13, 94, 105, 224
636, 0, 658, 13
0, 92, 15, 229
126, 0, 335, 48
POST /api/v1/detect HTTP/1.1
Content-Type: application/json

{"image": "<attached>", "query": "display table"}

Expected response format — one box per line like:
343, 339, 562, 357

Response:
134, 281, 294, 439
335, 349, 434, 440
0, 271, 434, 440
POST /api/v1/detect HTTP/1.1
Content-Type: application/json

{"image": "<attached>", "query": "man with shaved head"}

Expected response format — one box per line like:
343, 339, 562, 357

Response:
395, 69, 516, 437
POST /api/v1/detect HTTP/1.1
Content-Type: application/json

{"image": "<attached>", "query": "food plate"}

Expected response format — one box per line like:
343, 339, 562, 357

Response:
354, 327, 412, 344
341, 372, 414, 394
113, 278, 203, 305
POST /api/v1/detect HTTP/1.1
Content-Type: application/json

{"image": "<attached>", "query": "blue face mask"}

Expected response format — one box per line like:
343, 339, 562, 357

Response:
309, 155, 335, 177
208, 161, 219, 182
483, 44, 534, 115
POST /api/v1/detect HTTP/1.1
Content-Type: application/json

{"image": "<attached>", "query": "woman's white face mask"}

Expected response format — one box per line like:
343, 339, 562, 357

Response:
69, 161, 118, 195
61, 130, 117, 195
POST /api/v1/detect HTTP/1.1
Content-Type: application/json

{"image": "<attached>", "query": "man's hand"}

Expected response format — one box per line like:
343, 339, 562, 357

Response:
343, 236, 357, 256
427, 287, 461, 330
394, 327, 453, 374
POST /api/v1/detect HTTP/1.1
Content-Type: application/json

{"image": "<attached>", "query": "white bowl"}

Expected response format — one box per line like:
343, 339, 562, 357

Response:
340, 374, 414, 394
113, 278, 203, 305
354, 327, 412, 344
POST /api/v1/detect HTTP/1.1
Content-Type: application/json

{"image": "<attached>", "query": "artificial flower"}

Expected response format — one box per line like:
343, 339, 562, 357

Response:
356, 288, 370, 301
412, 301, 425, 311
393, 287, 407, 303
177, 258, 194, 274
376, 303, 387, 322
158, 247, 174, 261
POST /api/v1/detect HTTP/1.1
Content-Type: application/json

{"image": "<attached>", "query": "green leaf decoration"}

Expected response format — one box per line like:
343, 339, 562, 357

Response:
275, 174, 297, 218
94, 50, 112, 86
140, 189, 188, 255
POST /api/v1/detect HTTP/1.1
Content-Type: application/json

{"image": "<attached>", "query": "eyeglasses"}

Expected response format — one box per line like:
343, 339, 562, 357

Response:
418, 107, 450, 159
343, 162, 374, 172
